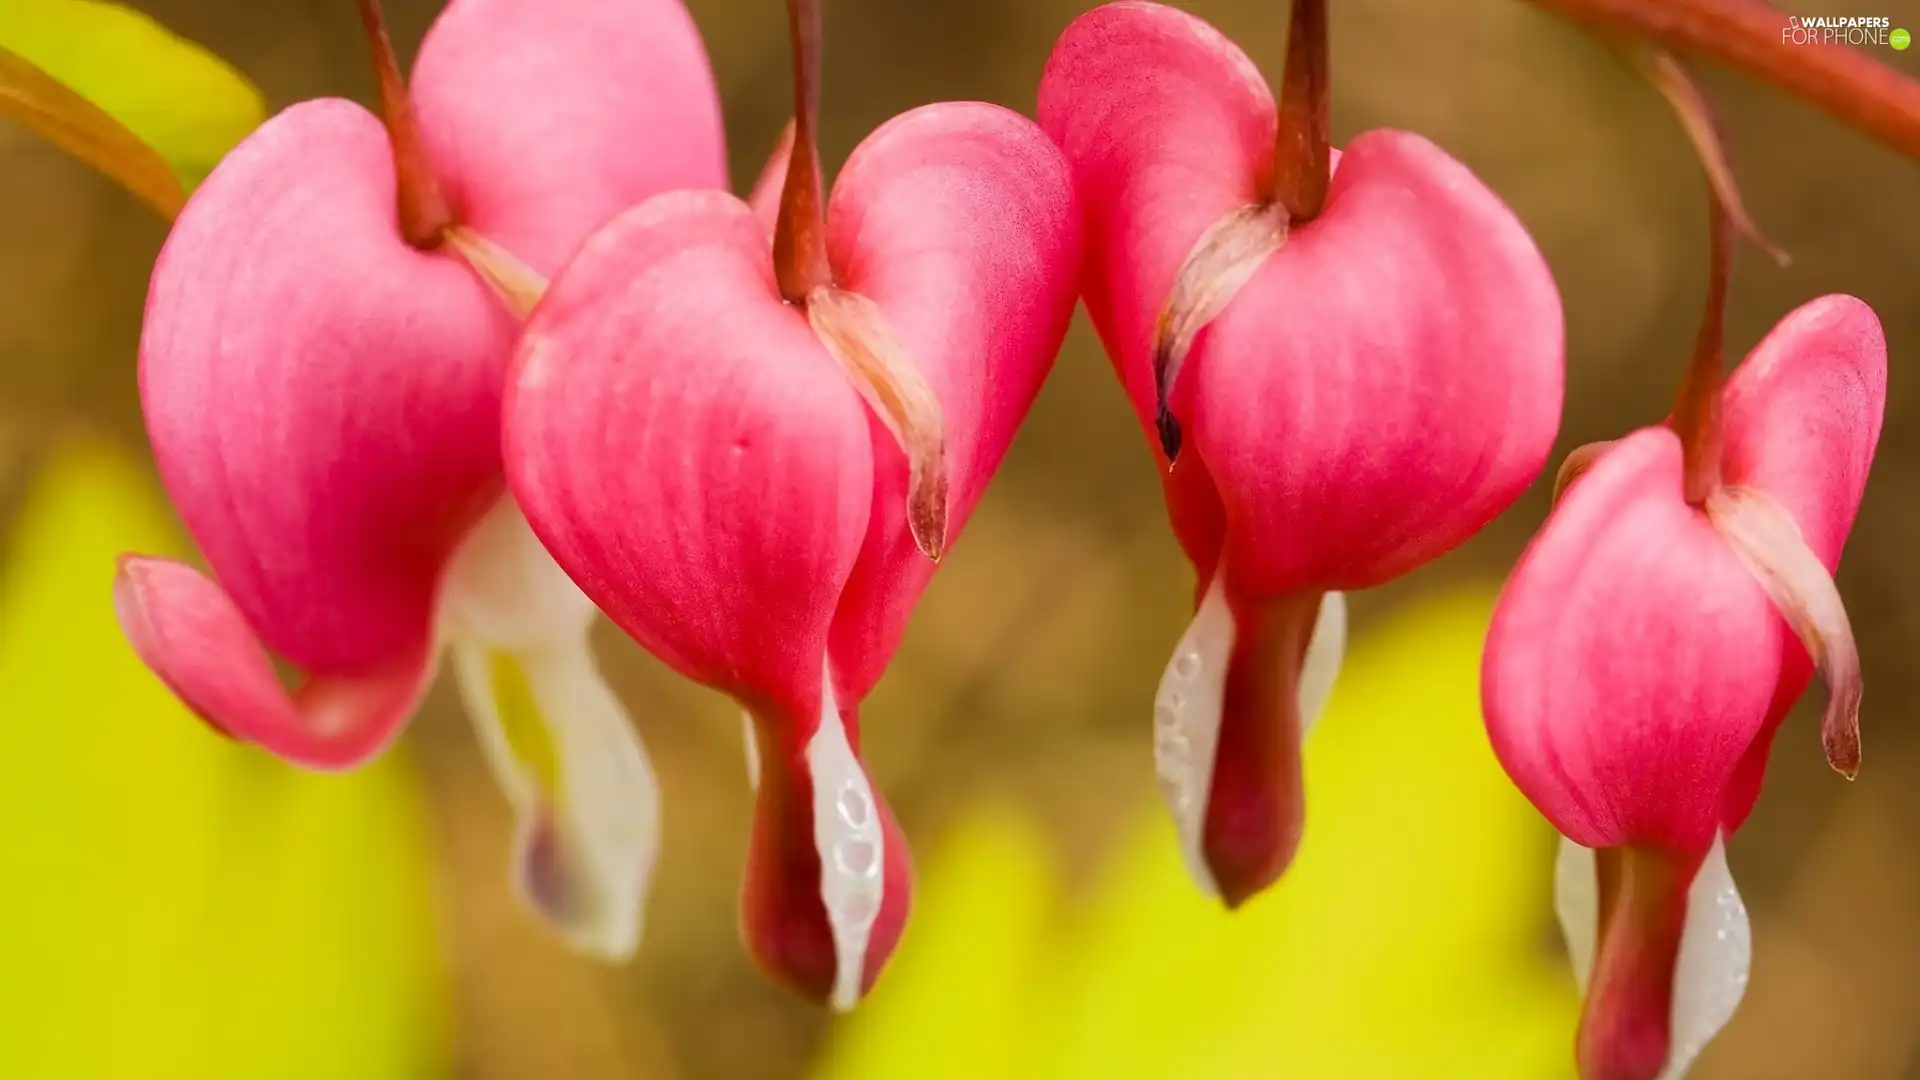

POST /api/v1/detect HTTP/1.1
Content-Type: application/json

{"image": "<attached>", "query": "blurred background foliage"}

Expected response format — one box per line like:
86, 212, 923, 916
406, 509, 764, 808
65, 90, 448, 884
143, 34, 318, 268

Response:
0, 1, 1916, 1078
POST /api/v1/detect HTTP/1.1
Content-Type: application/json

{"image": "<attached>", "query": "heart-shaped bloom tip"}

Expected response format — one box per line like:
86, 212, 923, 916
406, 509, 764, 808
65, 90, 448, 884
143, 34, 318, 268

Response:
1037, 0, 1564, 905
1485, 293, 1886, 1080
121, 0, 726, 963
127, 0, 724, 762
505, 93, 1081, 1005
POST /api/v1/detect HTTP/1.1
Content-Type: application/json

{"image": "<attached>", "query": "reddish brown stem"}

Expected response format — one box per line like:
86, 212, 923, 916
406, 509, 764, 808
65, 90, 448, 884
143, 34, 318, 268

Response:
1268, 0, 1331, 220
1529, 0, 1920, 159
355, 0, 452, 248
1671, 192, 1731, 505
1643, 51, 1789, 266
773, 0, 833, 301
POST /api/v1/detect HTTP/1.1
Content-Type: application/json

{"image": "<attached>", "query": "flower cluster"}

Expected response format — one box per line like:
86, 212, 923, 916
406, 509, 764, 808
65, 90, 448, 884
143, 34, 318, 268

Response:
3, 0, 1907, 1070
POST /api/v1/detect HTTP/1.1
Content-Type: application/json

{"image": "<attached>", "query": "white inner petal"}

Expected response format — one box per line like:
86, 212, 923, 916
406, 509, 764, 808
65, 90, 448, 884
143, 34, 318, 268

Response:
1297, 591, 1348, 738
806, 658, 884, 1011
743, 709, 762, 791
1152, 574, 1348, 897
440, 497, 661, 960
440, 496, 598, 648
1555, 835, 1752, 1080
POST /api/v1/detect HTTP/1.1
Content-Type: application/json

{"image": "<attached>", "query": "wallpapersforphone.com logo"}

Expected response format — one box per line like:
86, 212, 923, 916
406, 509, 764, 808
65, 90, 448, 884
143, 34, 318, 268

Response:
1783, 15, 1910, 49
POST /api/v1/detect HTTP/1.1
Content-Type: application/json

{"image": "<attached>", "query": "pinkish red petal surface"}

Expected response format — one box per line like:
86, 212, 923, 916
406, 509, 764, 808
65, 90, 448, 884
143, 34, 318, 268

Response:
1037, 0, 1270, 445
411, 0, 728, 274
1716, 294, 1886, 830
1721, 294, 1885, 568
1037, 1, 1273, 578
505, 190, 875, 711
1183, 129, 1562, 596
141, 99, 513, 678
822, 102, 1081, 698
1483, 428, 1786, 851
1039, 0, 1563, 598
114, 556, 429, 767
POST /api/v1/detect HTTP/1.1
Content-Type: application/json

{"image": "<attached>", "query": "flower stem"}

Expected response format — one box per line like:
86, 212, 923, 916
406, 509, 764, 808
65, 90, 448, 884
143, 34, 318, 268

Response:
773, 0, 833, 302
1656, 55, 1744, 507
1671, 178, 1731, 506
1268, 0, 1330, 221
355, 0, 452, 249
1529, 0, 1920, 159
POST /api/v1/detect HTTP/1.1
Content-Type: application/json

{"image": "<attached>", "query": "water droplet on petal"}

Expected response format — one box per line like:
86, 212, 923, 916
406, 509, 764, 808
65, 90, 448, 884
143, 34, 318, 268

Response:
1156, 730, 1191, 761
835, 890, 878, 930
1174, 651, 1201, 679
838, 784, 871, 828
1154, 704, 1179, 730
836, 838, 878, 877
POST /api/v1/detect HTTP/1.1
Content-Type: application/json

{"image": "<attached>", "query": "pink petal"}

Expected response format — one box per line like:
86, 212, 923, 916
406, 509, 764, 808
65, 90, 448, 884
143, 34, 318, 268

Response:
1186, 129, 1562, 596
820, 102, 1082, 698
1721, 293, 1886, 572
1717, 294, 1885, 830
1037, 1, 1275, 577
505, 190, 875, 710
1039, 0, 1563, 597
1482, 428, 1785, 851
410, 0, 728, 274
114, 556, 429, 768
1036, 0, 1271, 450
141, 99, 513, 678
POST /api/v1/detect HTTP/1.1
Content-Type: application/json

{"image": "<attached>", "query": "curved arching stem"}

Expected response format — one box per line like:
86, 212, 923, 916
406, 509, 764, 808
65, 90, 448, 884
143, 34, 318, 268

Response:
1651, 54, 1744, 507
1267, 0, 1330, 221
773, 0, 833, 301
355, 0, 452, 248
1642, 51, 1788, 267
1529, 0, 1920, 159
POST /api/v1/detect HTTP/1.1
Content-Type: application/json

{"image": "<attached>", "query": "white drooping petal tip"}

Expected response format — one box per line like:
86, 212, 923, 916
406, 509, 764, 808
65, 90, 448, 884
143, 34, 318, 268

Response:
1555, 836, 1752, 1080
806, 659, 885, 1011
442, 499, 661, 961
1152, 578, 1348, 897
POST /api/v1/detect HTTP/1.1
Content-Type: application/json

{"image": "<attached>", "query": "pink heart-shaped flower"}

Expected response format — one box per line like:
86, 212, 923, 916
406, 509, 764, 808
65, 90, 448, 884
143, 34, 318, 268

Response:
118, 0, 726, 763
1038, 0, 1564, 906
505, 101, 1081, 1006
1484, 293, 1886, 1080
117, 0, 727, 962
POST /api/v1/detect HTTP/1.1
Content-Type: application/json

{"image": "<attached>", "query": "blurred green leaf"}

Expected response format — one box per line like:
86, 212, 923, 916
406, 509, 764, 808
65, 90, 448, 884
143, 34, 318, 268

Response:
0, 440, 448, 1080
818, 591, 1579, 1080
0, 0, 264, 206
810, 804, 1057, 1080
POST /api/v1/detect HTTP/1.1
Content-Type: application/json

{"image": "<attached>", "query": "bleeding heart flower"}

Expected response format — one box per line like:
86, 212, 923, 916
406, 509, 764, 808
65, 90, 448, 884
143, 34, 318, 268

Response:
502, 0, 1081, 1008
1036, 0, 1564, 906
112, 0, 726, 959
1482, 71, 1886, 1077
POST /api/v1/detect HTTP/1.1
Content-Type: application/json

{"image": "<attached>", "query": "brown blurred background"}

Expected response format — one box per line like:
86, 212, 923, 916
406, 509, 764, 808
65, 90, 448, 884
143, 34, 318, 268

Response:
2, 1, 1917, 1077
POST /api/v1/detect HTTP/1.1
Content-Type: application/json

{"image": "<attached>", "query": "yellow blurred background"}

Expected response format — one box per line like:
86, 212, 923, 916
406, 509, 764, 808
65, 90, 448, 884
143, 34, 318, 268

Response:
1, 1, 1916, 1078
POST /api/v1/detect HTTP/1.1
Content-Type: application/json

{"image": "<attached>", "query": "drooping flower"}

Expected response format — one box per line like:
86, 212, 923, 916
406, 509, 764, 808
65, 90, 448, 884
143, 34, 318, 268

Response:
1482, 72, 1886, 1077
112, 0, 726, 959
808, 591, 1579, 1080
502, 0, 1081, 1008
1036, 0, 1564, 906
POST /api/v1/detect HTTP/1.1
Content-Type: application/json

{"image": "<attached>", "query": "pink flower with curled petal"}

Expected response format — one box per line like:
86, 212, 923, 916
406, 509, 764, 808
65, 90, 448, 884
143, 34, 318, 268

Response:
1036, 0, 1564, 907
1484, 171, 1886, 1076
112, 0, 725, 959
502, 0, 1081, 1009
